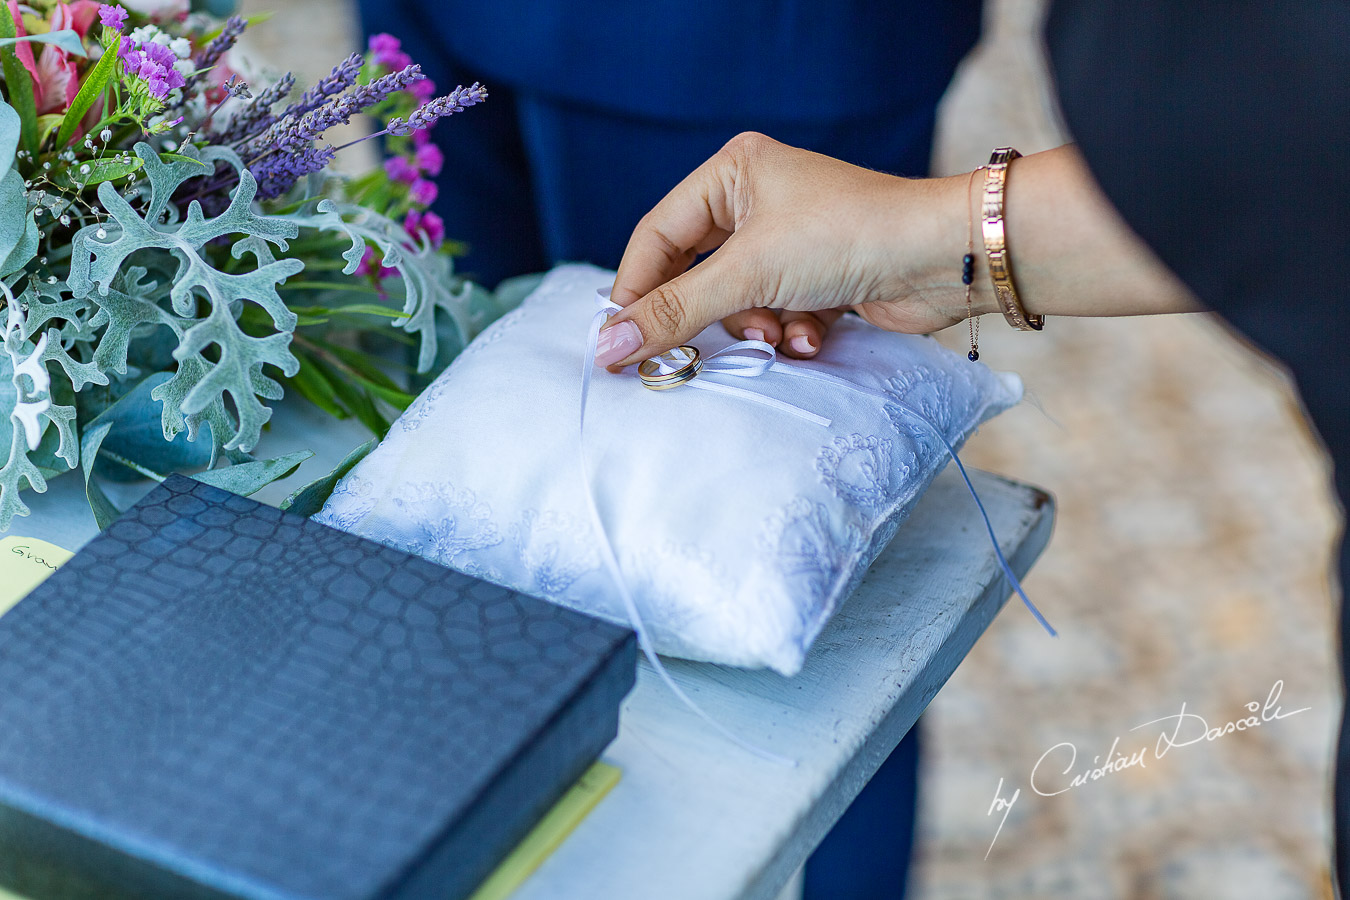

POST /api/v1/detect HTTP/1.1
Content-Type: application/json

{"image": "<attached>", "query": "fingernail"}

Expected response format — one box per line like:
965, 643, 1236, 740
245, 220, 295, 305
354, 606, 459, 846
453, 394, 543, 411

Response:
790, 334, 816, 354
744, 327, 765, 343
594, 320, 643, 367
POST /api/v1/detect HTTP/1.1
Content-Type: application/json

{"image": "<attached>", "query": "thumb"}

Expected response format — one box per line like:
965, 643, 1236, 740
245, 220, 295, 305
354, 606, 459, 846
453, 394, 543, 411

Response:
594, 249, 756, 370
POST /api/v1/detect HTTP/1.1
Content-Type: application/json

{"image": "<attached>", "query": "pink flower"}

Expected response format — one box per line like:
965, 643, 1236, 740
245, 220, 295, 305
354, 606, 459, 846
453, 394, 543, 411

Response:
355, 246, 398, 280
404, 209, 445, 249
11, 2, 82, 115
409, 178, 438, 207
68, 1, 103, 36
383, 155, 418, 184
367, 33, 411, 71
409, 76, 435, 104
411, 128, 432, 148
413, 141, 443, 177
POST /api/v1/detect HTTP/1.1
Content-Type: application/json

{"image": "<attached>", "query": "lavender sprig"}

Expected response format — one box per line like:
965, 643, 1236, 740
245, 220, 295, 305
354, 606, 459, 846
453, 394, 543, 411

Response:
278, 53, 363, 121
194, 15, 246, 72
175, 14, 246, 103
251, 145, 337, 200
384, 83, 488, 137
214, 71, 296, 145
254, 64, 424, 153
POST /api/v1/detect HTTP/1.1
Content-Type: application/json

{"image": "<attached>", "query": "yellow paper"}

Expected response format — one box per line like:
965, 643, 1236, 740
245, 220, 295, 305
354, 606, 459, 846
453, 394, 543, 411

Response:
468, 761, 621, 900
0, 536, 73, 619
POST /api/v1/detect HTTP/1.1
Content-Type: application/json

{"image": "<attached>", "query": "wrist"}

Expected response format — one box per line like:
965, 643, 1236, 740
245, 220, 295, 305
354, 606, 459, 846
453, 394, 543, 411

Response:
877, 172, 1003, 323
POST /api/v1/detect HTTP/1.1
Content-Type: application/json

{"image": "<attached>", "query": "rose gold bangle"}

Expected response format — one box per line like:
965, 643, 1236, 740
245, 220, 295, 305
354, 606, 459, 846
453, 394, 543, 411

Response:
981, 147, 1044, 331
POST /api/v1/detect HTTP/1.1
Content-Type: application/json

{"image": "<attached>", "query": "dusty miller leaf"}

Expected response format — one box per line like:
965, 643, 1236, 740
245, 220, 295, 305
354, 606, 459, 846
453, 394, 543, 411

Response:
67, 142, 304, 453
279, 199, 514, 372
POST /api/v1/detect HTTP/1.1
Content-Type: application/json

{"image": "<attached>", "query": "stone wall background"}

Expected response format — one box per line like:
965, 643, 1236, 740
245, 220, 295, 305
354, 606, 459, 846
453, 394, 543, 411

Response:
238, 0, 1343, 895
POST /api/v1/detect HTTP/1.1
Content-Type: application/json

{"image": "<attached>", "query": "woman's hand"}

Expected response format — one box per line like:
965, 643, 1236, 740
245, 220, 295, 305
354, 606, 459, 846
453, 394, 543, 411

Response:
594, 134, 1202, 370
595, 132, 975, 369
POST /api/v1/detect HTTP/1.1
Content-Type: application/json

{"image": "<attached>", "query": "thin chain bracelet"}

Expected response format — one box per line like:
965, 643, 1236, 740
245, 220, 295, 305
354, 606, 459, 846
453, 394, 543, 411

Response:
963, 165, 985, 362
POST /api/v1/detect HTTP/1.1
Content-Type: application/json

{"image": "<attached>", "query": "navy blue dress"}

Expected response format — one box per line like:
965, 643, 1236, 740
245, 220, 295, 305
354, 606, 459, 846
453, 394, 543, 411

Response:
358, 2, 982, 896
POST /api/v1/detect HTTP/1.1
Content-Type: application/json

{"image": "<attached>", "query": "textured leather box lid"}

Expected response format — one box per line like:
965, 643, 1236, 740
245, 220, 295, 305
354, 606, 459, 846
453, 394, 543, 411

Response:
0, 476, 636, 900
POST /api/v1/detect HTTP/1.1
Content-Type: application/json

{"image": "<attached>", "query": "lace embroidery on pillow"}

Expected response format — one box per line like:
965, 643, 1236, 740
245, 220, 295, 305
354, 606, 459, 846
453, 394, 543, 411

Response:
389, 481, 503, 562
455, 304, 529, 362
315, 474, 377, 530
398, 375, 450, 434
619, 540, 740, 659
883, 364, 980, 442
815, 433, 907, 512
761, 496, 864, 603
510, 508, 601, 600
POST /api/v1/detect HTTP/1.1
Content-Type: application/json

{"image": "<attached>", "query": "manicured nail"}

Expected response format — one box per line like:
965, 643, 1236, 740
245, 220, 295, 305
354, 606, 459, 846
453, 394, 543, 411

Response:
744, 327, 765, 343
594, 320, 643, 366
790, 334, 816, 354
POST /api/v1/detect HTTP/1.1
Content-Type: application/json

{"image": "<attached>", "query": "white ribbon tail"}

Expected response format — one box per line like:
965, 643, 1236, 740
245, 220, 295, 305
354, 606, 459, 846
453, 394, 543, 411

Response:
581, 303, 797, 766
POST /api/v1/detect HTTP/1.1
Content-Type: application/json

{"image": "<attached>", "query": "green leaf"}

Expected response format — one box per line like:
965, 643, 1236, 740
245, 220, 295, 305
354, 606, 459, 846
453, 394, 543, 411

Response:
35, 112, 62, 148
193, 449, 312, 496
0, 9, 38, 158
289, 302, 406, 319
311, 355, 388, 437
157, 151, 211, 169
64, 154, 144, 188
281, 437, 376, 516
0, 29, 88, 58
283, 353, 348, 419
55, 32, 119, 149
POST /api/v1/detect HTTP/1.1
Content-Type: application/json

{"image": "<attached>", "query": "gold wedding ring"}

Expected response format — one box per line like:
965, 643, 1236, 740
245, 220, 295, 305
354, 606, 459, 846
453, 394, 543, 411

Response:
638, 346, 702, 391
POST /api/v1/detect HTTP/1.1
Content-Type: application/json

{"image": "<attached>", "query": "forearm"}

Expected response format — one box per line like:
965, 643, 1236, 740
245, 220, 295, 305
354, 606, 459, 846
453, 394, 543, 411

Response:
897, 144, 1204, 322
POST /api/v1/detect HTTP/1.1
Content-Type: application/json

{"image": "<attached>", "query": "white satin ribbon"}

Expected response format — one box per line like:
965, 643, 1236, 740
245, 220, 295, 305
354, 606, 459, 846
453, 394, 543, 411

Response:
578, 289, 1056, 762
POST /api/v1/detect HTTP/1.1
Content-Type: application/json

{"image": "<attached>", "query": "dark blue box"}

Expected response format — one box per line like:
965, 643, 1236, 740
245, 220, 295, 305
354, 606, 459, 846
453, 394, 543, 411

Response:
0, 475, 635, 899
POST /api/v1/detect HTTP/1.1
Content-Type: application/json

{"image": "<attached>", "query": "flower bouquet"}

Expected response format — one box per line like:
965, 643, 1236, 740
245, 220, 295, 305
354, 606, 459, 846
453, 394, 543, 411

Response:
0, 0, 521, 531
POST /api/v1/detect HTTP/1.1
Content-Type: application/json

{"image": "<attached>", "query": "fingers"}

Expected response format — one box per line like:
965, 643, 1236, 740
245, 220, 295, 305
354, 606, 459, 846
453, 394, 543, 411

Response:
610, 146, 740, 309
722, 308, 784, 346
779, 309, 844, 358
595, 239, 759, 370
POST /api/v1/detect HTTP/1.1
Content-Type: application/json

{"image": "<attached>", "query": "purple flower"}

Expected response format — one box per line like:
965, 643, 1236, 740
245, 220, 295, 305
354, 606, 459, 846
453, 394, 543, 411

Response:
250, 144, 337, 199
404, 209, 445, 248
409, 76, 436, 104
409, 178, 438, 206
144, 41, 176, 69
98, 4, 128, 30
191, 15, 245, 77
368, 33, 411, 71
383, 155, 418, 184
411, 128, 431, 147
413, 142, 443, 176
385, 83, 487, 136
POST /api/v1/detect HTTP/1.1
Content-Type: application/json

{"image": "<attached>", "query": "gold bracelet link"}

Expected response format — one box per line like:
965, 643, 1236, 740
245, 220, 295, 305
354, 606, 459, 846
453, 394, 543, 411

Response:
980, 147, 1044, 332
